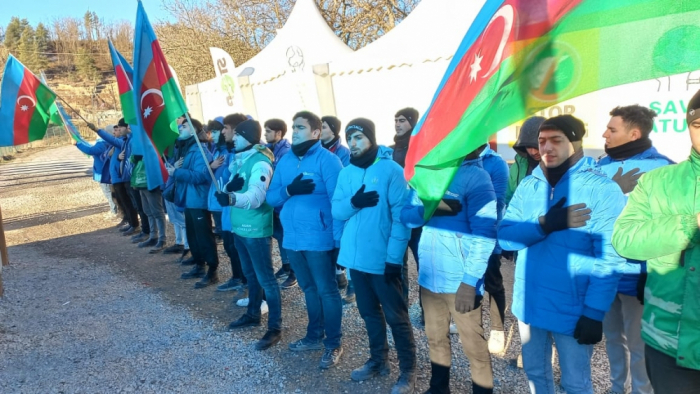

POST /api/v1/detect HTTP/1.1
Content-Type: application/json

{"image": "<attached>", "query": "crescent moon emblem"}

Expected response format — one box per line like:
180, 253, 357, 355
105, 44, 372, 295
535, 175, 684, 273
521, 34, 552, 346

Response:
17, 95, 37, 107
140, 89, 164, 108
481, 4, 515, 78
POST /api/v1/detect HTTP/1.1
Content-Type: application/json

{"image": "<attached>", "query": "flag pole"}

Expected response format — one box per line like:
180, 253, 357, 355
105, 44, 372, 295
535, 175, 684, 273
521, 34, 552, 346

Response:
39, 72, 92, 126
183, 114, 221, 192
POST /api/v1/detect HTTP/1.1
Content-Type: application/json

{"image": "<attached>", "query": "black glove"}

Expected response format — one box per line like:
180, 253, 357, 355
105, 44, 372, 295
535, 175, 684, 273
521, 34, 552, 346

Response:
226, 174, 244, 192
612, 167, 643, 194
538, 197, 591, 234
455, 283, 477, 313
86, 122, 97, 132
286, 173, 315, 196
351, 184, 380, 209
573, 316, 603, 345
636, 273, 648, 305
215, 192, 231, 207
433, 198, 463, 217
384, 263, 402, 285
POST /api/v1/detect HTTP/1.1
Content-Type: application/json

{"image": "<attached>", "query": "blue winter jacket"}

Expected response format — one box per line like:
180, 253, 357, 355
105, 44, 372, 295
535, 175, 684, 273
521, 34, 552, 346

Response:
401, 159, 498, 295
596, 146, 674, 296
76, 139, 110, 183
498, 156, 627, 335
326, 138, 350, 166
332, 146, 410, 274
480, 146, 509, 254
172, 136, 212, 210
267, 141, 343, 251
97, 129, 132, 184
267, 139, 291, 168
207, 145, 234, 212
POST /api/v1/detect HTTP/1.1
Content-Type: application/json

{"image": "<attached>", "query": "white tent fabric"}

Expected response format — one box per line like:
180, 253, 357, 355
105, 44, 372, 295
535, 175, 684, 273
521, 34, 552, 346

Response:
328, 0, 486, 146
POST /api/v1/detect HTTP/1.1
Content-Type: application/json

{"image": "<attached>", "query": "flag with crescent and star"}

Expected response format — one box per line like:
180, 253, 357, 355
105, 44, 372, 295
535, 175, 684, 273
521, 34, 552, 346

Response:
405, 0, 700, 219
108, 40, 137, 125
0, 55, 57, 147
130, 0, 188, 190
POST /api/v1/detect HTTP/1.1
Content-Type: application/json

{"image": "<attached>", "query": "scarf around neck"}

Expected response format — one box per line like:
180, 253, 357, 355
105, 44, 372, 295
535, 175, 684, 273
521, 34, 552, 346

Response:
393, 132, 411, 149
539, 149, 584, 187
604, 138, 652, 161
291, 139, 318, 158
322, 137, 340, 151
350, 145, 379, 169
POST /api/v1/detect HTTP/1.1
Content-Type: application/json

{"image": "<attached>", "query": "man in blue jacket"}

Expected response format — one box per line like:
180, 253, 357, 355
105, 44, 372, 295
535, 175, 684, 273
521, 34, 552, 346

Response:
499, 115, 627, 393
211, 113, 248, 293
264, 118, 295, 288
169, 119, 218, 289
320, 116, 350, 166
89, 120, 140, 235
267, 111, 344, 368
76, 124, 118, 217
597, 105, 673, 394
333, 118, 415, 392
402, 150, 498, 394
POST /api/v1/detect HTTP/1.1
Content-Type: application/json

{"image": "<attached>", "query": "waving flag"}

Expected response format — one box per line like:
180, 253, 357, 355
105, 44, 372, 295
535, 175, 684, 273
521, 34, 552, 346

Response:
0, 55, 57, 147
406, 0, 700, 218
39, 71, 64, 127
55, 101, 87, 144
108, 41, 138, 125
131, 0, 188, 190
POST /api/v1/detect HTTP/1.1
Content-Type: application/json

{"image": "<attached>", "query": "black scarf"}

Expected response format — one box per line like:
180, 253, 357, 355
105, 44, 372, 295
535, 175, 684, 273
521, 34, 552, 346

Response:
465, 144, 487, 161
175, 136, 195, 161
526, 154, 540, 176
540, 149, 584, 187
350, 145, 379, 169
291, 139, 318, 157
605, 138, 652, 161
393, 132, 411, 149
235, 143, 255, 154
322, 136, 340, 150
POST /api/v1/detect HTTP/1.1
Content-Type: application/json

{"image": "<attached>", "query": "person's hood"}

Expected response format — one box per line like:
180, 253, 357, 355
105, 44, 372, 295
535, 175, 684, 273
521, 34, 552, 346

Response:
376, 145, 395, 160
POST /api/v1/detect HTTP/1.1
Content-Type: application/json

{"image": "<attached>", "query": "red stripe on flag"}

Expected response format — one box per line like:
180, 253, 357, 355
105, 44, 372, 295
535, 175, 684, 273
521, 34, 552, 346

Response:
115, 64, 132, 95
151, 40, 174, 82
13, 69, 41, 145
140, 62, 165, 138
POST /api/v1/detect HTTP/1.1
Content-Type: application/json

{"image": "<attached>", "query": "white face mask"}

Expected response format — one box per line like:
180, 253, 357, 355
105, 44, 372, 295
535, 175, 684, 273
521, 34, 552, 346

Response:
211, 131, 221, 143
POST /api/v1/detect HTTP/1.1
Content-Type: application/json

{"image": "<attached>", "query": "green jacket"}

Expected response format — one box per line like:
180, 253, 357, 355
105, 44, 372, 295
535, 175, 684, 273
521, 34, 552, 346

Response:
612, 149, 700, 370
229, 147, 274, 238
506, 153, 529, 205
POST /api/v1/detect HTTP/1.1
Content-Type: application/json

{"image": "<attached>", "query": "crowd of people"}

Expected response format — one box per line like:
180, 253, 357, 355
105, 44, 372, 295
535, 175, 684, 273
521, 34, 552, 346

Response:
76, 89, 700, 394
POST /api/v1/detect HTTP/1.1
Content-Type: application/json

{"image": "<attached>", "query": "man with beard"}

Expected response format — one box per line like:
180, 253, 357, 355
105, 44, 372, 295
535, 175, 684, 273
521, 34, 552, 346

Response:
332, 118, 415, 393
597, 105, 673, 394
499, 115, 626, 393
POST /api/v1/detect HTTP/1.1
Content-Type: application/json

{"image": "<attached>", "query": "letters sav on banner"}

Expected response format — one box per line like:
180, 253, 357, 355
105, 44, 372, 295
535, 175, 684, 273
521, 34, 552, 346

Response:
405, 0, 700, 218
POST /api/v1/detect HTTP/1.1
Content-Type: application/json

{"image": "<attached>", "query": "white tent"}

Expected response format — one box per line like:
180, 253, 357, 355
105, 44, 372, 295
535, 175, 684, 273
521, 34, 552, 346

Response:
328, 0, 486, 145
238, 0, 354, 123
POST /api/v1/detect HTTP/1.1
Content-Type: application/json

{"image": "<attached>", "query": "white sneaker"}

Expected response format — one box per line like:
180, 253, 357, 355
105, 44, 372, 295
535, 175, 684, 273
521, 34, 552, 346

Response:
260, 300, 269, 315
236, 297, 249, 307
449, 323, 458, 334
488, 330, 506, 354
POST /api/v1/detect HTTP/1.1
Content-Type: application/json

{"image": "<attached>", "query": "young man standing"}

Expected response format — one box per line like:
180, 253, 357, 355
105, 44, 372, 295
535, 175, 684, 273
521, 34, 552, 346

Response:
267, 111, 344, 369
332, 118, 415, 393
506, 116, 546, 204
170, 120, 219, 289
212, 113, 248, 293
499, 115, 627, 393
264, 118, 296, 289
612, 92, 700, 394
402, 148, 498, 394
218, 119, 282, 350
597, 105, 673, 394
320, 116, 350, 166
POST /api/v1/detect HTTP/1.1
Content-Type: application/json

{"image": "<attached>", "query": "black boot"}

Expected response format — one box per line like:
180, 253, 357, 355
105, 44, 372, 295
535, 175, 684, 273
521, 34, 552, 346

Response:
424, 363, 450, 394
194, 266, 219, 289
181, 264, 206, 279
343, 281, 356, 305
471, 383, 493, 394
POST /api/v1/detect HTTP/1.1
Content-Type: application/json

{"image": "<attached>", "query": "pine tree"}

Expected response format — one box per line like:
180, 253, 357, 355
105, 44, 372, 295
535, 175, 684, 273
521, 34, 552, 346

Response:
3, 17, 26, 54
18, 25, 36, 69
34, 23, 50, 71
76, 46, 99, 82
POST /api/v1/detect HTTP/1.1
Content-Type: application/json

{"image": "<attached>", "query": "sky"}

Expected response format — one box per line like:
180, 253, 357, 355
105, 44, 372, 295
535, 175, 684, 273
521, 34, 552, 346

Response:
0, 0, 179, 29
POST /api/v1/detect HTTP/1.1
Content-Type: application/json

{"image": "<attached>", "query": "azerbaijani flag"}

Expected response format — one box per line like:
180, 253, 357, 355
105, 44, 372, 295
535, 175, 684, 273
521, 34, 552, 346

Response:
54, 101, 87, 144
108, 41, 138, 125
131, 0, 187, 190
406, 0, 700, 218
0, 55, 57, 147
39, 71, 64, 127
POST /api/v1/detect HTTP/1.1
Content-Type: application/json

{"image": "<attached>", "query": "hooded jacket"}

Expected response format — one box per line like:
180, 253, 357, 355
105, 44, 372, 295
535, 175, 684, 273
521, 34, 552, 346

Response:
172, 137, 212, 210
401, 158, 498, 294
76, 139, 110, 183
612, 149, 700, 370
207, 145, 234, 212
596, 146, 673, 296
267, 138, 291, 168
498, 156, 627, 336
332, 146, 410, 274
267, 141, 343, 251
325, 138, 350, 167
97, 129, 132, 183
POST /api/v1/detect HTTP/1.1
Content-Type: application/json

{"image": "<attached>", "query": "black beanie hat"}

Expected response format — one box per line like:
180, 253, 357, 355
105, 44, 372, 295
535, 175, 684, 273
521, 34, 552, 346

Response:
687, 90, 700, 125
235, 119, 262, 145
322, 116, 342, 138
539, 114, 586, 142
395, 107, 419, 128
345, 118, 376, 146
118, 118, 128, 127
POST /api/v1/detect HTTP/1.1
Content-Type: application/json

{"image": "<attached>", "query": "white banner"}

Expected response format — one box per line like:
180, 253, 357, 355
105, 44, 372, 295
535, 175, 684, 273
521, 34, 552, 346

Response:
209, 47, 237, 108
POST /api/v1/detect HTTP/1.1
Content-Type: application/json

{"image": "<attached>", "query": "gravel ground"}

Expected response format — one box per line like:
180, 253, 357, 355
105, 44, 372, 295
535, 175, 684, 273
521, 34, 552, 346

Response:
0, 145, 616, 393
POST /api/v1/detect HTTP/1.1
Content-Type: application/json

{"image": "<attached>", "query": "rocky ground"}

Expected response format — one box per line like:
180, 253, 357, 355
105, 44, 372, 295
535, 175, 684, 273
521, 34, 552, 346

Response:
0, 145, 615, 393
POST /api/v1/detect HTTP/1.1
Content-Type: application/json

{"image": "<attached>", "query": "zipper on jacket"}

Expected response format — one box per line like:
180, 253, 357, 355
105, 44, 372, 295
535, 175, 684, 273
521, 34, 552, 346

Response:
354, 168, 367, 269
549, 186, 554, 201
